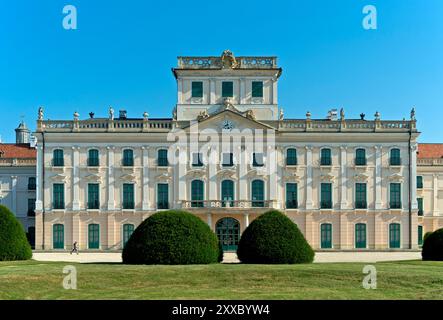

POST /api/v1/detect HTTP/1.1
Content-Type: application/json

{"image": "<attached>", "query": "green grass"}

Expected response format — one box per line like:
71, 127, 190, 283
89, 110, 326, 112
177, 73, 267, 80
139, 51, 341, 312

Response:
1, 260, 443, 299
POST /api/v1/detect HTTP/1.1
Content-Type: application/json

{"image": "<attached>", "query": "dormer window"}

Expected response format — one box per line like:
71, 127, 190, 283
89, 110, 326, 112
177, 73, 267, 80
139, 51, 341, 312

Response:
222, 81, 233, 98
252, 81, 263, 98
192, 81, 203, 98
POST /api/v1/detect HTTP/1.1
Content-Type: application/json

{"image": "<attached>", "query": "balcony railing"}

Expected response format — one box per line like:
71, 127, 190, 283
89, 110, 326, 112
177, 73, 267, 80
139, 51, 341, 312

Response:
181, 200, 274, 209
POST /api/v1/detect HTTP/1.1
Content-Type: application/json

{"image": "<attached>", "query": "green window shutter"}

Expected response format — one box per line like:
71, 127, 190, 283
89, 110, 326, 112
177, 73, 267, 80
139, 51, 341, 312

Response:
389, 223, 401, 248
191, 180, 204, 207
53, 224, 64, 249
123, 224, 134, 248
221, 180, 234, 207
390, 183, 402, 209
123, 149, 134, 166
355, 149, 366, 165
321, 149, 331, 165
157, 184, 169, 209
192, 81, 203, 98
355, 183, 367, 209
88, 184, 100, 209
53, 183, 65, 209
88, 224, 100, 249
390, 149, 401, 165
417, 176, 423, 189
417, 198, 423, 216
355, 223, 367, 248
123, 184, 134, 209
286, 183, 298, 208
321, 223, 332, 248
418, 225, 423, 246
286, 148, 297, 165
53, 149, 64, 166
252, 81, 263, 98
158, 149, 168, 166
251, 180, 264, 207
320, 183, 332, 209
222, 81, 233, 98
88, 149, 99, 166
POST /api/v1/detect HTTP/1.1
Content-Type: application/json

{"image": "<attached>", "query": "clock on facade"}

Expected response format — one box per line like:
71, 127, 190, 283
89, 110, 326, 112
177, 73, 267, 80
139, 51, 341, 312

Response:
222, 120, 234, 131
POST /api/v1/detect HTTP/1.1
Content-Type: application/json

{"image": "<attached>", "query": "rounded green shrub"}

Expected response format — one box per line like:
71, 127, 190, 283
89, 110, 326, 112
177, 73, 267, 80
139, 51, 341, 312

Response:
422, 228, 443, 261
237, 210, 314, 264
122, 210, 221, 264
0, 205, 32, 261
423, 231, 433, 244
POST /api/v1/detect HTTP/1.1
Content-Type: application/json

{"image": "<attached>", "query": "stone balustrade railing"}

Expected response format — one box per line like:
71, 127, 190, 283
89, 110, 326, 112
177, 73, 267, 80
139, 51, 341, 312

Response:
38, 119, 172, 132
279, 119, 416, 132
177, 56, 277, 69
417, 158, 443, 166
0, 158, 36, 166
180, 200, 274, 209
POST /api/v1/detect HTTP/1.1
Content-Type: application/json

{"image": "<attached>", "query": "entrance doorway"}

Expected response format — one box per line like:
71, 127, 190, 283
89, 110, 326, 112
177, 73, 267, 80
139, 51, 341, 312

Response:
216, 217, 240, 251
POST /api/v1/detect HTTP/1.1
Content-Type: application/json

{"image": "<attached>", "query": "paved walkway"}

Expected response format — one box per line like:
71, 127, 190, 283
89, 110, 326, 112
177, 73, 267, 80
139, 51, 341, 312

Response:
32, 251, 421, 264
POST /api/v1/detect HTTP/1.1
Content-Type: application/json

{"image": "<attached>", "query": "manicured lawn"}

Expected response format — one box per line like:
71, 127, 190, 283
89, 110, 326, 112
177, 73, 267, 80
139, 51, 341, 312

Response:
1, 260, 443, 299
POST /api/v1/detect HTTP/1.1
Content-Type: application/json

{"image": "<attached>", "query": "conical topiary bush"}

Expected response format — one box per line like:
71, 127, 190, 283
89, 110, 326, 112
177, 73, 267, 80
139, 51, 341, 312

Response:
0, 205, 32, 261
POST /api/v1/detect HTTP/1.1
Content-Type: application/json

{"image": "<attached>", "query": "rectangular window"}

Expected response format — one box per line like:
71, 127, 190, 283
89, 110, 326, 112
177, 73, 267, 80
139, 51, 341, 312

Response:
390, 149, 401, 166
355, 183, 367, 209
417, 176, 423, 189
192, 153, 204, 167
286, 183, 298, 209
53, 184, 65, 209
158, 149, 168, 167
320, 149, 332, 166
27, 198, 35, 216
252, 153, 264, 167
390, 183, 402, 209
157, 184, 169, 209
123, 184, 134, 209
222, 153, 234, 167
88, 183, 100, 209
320, 183, 332, 209
28, 177, 36, 190
122, 150, 134, 167
418, 225, 423, 246
192, 81, 203, 98
355, 149, 366, 166
417, 198, 423, 216
286, 149, 297, 166
252, 81, 263, 98
53, 150, 64, 167
88, 150, 99, 166
222, 81, 233, 98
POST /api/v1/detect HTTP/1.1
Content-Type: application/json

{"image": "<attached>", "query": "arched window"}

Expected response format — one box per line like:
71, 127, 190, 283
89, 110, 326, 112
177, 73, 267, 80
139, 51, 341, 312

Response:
88, 149, 99, 166
251, 180, 264, 208
88, 224, 100, 249
355, 148, 366, 166
221, 180, 234, 207
320, 223, 332, 248
53, 224, 64, 249
53, 149, 64, 166
355, 223, 367, 249
390, 148, 401, 166
122, 149, 134, 166
320, 148, 331, 166
191, 180, 204, 207
286, 148, 297, 166
123, 224, 135, 248
389, 223, 401, 248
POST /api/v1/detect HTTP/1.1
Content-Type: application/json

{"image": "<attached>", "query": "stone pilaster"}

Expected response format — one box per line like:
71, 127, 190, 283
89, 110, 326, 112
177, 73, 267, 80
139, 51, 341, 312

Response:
142, 147, 150, 210
107, 147, 115, 210
374, 146, 382, 210
305, 146, 313, 210
72, 146, 80, 211
340, 146, 347, 209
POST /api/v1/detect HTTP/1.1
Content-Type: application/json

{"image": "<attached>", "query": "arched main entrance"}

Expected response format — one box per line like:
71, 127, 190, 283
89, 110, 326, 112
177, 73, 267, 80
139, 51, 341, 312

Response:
216, 218, 240, 251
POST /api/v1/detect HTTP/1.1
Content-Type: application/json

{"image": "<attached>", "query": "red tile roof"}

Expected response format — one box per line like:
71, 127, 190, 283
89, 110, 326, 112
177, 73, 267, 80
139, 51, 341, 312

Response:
418, 144, 443, 159
0, 144, 36, 159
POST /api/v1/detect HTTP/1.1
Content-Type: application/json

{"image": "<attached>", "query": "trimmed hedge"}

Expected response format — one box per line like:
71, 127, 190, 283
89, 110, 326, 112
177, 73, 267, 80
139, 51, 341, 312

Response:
0, 205, 32, 261
122, 210, 221, 264
422, 228, 443, 261
423, 231, 433, 244
237, 210, 314, 264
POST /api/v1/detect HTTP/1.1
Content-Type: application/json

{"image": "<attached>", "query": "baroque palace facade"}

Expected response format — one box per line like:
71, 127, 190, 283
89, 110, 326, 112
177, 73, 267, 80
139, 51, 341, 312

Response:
31, 50, 443, 251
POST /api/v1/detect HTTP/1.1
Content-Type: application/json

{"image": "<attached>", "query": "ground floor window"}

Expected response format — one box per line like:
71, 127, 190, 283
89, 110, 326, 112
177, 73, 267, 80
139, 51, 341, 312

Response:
389, 223, 401, 248
320, 223, 332, 248
88, 224, 100, 249
355, 223, 367, 249
216, 217, 240, 251
53, 224, 64, 249
418, 225, 423, 246
123, 224, 135, 248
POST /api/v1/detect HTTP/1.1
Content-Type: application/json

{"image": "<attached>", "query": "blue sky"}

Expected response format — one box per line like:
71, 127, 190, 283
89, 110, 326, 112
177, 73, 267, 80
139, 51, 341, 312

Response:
1, 0, 442, 142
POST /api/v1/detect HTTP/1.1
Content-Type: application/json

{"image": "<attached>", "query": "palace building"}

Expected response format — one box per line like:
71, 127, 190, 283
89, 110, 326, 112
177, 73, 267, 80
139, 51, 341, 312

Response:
31, 50, 443, 251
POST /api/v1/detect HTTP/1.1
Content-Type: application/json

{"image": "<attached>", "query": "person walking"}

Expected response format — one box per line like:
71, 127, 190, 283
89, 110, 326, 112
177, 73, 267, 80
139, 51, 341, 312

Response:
70, 241, 79, 255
